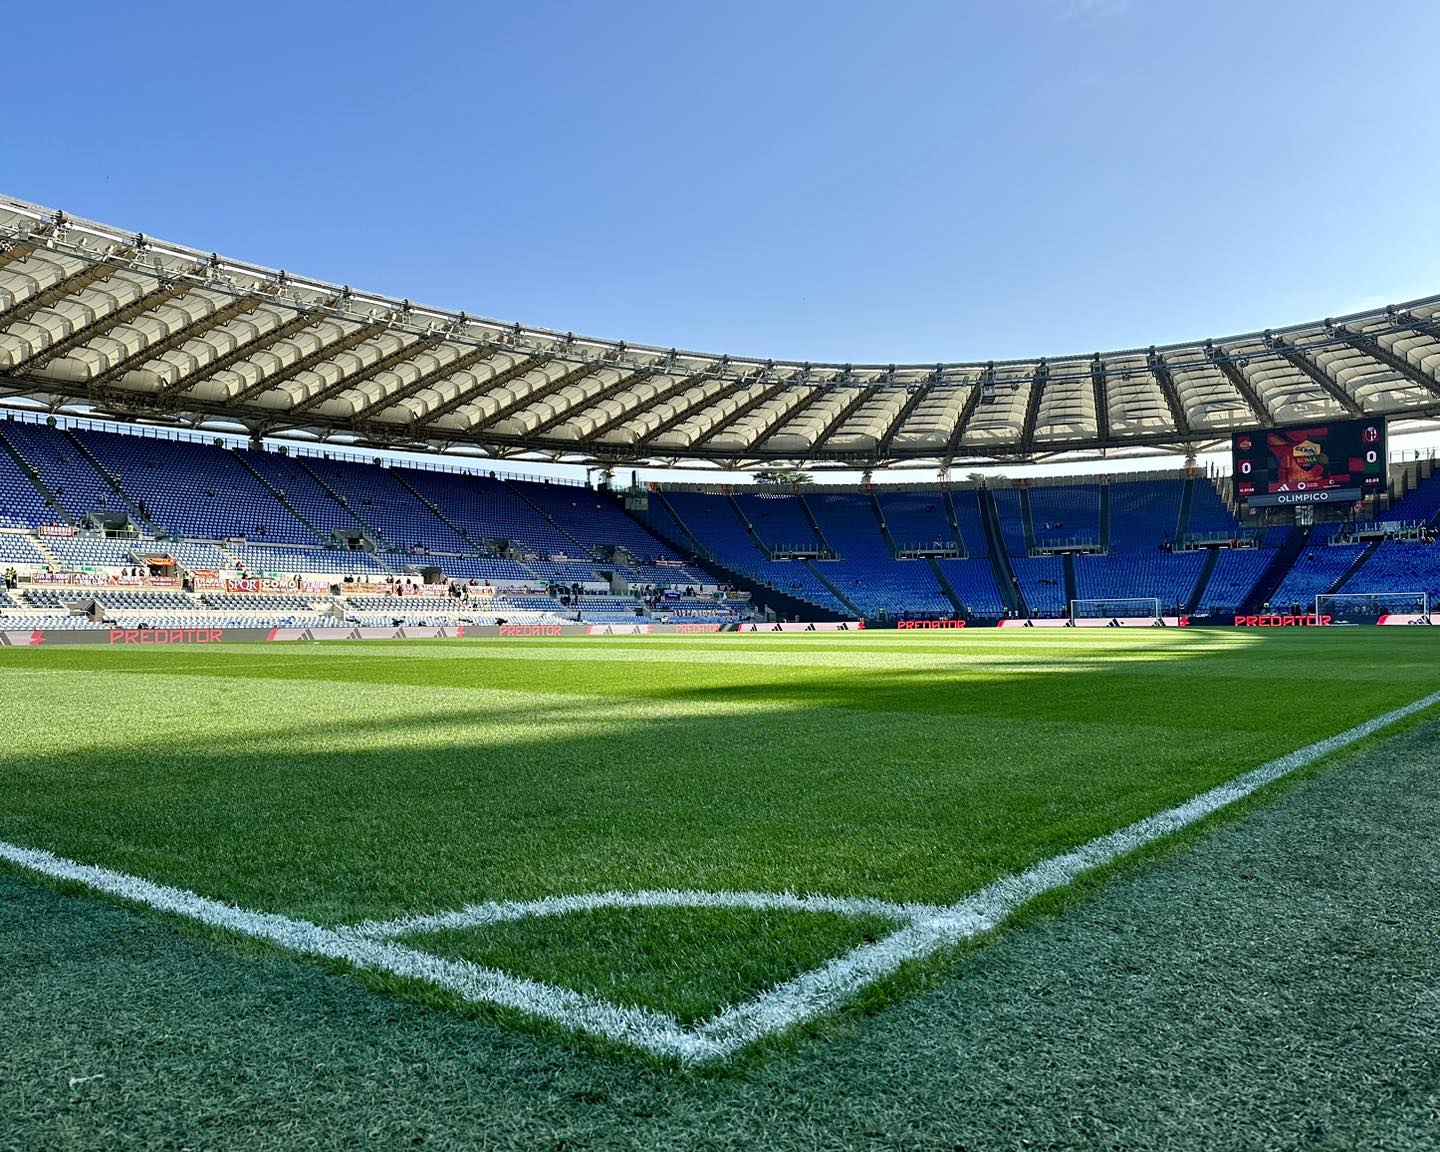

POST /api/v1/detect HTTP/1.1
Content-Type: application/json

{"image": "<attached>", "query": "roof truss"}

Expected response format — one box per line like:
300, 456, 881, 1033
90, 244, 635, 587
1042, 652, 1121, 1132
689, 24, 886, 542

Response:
1327, 322, 1440, 399
1264, 334, 1364, 417
1, 197, 1438, 468
409, 352, 556, 432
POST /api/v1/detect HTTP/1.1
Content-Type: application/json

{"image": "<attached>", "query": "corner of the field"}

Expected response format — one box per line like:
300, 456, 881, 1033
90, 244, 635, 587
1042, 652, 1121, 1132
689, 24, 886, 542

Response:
1019, 690, 1440, 928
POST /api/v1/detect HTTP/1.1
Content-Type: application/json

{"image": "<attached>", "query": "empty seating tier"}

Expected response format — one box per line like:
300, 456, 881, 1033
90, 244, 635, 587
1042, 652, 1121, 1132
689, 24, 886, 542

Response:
74, 429, 317, 544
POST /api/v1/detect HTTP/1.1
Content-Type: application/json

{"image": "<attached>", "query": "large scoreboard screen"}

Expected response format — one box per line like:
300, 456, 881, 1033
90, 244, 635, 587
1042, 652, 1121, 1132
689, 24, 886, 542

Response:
1232, 418, 1386, 507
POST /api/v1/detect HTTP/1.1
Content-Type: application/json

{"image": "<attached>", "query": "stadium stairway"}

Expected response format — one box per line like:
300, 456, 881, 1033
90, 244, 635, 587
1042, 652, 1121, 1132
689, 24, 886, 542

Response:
635, 491, 845, 621
802, 559, 863, 617
294, 459, 390, 547
1099, 484, 1111, 551
1385, 461, 1440, 527
1328, 539, 1383, 595
62, 430, 159, 531
796, 492, 839, 558
28, 533, 62, 569
978, 488, 1027, 616
940, 488, 968, 556
1185, 547, 1221, 615
1240, 526, 1311, 614
646, 490, 712, 560
0, 428, 70, 524
1175, 475, 1195, 542
926, 557, 966, 616
1063, 552, 1078, 608
725, 493, 774, 557
1387, 458, 1434, 513
231, 453, 327, 543
388, 469, 480, 552
1017, 488, 1037, 554
503, 479, 592, 557
699, 553, 848, 623
868, 492, 901, 556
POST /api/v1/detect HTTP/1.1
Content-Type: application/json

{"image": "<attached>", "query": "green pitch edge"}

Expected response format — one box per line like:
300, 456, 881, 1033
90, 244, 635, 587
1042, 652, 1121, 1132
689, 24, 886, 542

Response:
4, 713, 1438, 1146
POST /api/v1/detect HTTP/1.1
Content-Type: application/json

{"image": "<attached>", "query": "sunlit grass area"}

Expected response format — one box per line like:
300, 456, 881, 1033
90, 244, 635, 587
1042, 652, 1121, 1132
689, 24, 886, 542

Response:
5, 629, 1439, 1022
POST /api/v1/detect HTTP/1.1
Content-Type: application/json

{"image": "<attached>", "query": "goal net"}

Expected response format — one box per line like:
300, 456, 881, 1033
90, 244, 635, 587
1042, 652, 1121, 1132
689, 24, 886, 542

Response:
1314, 591, 1430, 624
1068, 597, 1163, 626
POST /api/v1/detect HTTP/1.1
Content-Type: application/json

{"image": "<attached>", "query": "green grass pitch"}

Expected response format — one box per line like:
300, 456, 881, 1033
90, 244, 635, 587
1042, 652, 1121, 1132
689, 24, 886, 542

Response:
4, 629, 1440, 1057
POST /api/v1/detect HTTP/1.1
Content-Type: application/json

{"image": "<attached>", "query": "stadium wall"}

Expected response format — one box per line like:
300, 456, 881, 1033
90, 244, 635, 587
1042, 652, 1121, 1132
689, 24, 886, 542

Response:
0, 621, 865, 646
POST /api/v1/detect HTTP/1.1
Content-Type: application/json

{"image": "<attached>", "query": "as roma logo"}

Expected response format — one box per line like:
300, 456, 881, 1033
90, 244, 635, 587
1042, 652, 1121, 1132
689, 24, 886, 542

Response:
1292, 439, 1322, 468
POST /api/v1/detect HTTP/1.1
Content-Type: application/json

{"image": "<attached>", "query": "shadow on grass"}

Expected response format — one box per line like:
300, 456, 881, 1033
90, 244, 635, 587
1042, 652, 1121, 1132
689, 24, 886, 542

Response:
4, 633, 1440, 1067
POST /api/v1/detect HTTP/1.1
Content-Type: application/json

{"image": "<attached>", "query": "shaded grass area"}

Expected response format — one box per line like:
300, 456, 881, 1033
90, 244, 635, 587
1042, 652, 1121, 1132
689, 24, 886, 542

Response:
4, 712, 1438, 1149
5, 632, 1437, 912
4, 630, 1440, 1050
402, 906, 898, 1026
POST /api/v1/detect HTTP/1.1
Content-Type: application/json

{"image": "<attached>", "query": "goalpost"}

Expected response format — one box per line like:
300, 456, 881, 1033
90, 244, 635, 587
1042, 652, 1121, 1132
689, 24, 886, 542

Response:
1068, 597, 1164, 626
1314, 591, 1430, 624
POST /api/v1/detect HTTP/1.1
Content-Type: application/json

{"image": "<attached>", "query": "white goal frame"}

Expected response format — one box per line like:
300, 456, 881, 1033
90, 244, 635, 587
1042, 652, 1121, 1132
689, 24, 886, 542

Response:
1068, 597, 1162, 626
1315, 591, 1429, 622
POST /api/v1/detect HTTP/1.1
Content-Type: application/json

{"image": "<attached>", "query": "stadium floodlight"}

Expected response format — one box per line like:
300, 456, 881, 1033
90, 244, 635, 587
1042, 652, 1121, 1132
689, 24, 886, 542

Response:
1068, 597, 1163, 627
1314, 591, 1430, 624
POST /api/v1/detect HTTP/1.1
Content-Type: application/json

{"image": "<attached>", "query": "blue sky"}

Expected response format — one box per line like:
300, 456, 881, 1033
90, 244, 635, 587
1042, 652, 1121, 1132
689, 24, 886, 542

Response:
6, 0, 1438, 370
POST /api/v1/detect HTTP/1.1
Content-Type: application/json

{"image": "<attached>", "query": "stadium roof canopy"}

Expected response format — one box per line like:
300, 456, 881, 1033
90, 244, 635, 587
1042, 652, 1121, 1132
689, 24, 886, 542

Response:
2, 194, 1440, 471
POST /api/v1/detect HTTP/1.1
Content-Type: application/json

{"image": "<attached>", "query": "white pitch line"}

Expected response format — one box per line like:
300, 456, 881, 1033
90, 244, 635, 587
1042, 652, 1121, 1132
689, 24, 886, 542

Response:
0, 837, 718, 1060
350, 888, 942, 939
3, 686, 1438, 1062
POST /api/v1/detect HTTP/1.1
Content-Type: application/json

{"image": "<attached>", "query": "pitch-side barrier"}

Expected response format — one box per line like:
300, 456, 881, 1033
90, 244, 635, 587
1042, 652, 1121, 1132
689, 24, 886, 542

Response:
6, 615, 1435, 645
0, 621, 866, 646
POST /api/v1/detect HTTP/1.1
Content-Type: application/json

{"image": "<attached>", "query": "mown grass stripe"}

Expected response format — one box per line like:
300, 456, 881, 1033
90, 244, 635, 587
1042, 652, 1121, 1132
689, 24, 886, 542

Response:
4, 684, 1437, 1061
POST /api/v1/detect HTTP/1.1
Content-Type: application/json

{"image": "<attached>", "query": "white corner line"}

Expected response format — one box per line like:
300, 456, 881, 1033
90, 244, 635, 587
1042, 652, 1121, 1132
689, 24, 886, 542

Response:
3, 686, 1438, 1062
349, 889, 942, 940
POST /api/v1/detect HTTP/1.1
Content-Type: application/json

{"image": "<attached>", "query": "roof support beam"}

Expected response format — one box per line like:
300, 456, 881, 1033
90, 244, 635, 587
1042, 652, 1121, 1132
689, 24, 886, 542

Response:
1386, 306, 1440, 340
635, 368, 758, 452
526, 365, 663, 439
578, 367, 718, 444
1145, 347, 1190, 438
0, 247, 136, 326
874, 383, 933, 458
1019, 361, 1051, 451
287, 333, 445, 417
1264, 334, 1364, 417
1204, 343, 1271, 425
1327, 324, 1440, 399
153, 309, 321, 405
941, 370, 988, 464
457, 357, 608, 435
693, 375, 797, 448
12, 279, 192, 377
227, 322, 389, 406
349, 343, 508, 424
1090, 356, 1110, 443
87, 295, 265, 390
0, 230, 53, 274
407, 353, 555, 433
810, 385, 880, 455
8, 361, 1307, 464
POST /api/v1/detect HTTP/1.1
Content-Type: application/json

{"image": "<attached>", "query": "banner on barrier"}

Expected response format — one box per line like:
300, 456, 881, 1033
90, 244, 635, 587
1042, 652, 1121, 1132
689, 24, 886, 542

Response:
997, 617, 1188, 628
108, 628, 226, 645
30, 572, 104, 586
737, 622, 864, 632
1233, 614, 1331, 628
